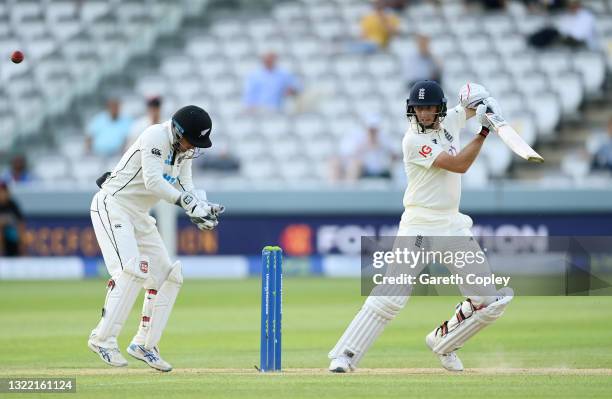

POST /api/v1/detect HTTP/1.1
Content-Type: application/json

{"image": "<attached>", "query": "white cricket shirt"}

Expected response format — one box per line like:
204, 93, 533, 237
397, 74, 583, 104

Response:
401, 105, 467, 215
100, 120, 195, 213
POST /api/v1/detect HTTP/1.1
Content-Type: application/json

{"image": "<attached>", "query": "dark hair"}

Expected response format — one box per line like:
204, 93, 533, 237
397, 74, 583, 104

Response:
147, 96, 162, 108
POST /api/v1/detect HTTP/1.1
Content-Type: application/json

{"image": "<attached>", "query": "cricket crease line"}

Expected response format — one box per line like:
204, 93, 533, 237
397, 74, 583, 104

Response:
2, 368, 611, 376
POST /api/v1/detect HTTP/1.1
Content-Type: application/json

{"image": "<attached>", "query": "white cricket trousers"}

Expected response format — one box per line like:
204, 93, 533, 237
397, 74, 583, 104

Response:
90, 191, 173, 290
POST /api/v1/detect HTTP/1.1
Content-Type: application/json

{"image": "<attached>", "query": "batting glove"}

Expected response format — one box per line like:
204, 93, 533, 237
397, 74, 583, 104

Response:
476, 104, 493, 134
459, 83, 490, 109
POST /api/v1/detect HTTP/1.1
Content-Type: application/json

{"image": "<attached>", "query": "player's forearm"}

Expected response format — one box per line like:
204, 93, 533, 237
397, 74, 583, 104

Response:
455, 135, 485, 173
143, 174, 181, 204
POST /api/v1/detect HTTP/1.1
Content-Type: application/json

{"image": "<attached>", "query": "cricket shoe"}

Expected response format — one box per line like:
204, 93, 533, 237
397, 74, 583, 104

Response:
425, 332, 464, 372
328, 355, 354, 373
87, 339, 128, 367
127, 343, 172, 372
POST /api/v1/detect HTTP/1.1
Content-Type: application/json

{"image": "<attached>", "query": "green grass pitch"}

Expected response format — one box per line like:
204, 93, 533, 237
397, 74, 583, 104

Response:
1, 278, 611, 398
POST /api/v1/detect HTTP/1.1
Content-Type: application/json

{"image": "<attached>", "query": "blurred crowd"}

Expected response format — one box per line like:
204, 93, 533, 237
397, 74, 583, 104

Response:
1, 0, 608, 189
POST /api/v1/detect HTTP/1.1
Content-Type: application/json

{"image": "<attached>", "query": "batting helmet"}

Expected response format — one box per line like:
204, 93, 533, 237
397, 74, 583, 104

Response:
171, 105, 213, 149
406, 80, 447, 120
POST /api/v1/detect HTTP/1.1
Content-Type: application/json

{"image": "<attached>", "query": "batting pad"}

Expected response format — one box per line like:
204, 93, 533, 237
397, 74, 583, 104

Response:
145, 261, 183, 349
96, 263, 146, 342
433, 288, 514, 355
329, 296, 408, 368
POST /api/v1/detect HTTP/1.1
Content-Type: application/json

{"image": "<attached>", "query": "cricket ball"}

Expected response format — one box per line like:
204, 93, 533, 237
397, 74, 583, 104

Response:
10, 50, 24, 64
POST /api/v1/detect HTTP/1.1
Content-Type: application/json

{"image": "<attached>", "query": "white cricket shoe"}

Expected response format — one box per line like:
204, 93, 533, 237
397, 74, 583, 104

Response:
328, 355, 354, 373
127, 343, 173, 372
425, 332, 464, 372
87, 339, 128, 367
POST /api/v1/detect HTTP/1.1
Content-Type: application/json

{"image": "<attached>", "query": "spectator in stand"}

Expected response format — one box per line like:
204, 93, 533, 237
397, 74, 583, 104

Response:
591, 117, 612, 173
354, 0, 400, 53
85, 97, 133, 156
330, 115, 397, 181
0, 181, 26, 256
1, 155, 33, 184
403, 34, 442, 90
528, 1, 597, 50
242, 52, 301, 113
126, 96, 163, 148
469, 0, 507, 11
523, 0, 567, 12
386, 0, 408, 12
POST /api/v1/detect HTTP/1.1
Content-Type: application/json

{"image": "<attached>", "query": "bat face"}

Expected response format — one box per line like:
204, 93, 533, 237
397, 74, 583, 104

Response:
486, 113, 544, 163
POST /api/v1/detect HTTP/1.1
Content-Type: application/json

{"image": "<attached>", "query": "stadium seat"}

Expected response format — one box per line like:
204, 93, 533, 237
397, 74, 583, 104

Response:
294, 114, 325, 139
185, 36, 220, 61
463, 158, 489, 188
45, 1, 77, 22
269, 138, 301, 161
301, 136, 336, 160
222, 37, 254, 60
507, 112, 538, 147
33, 156, 70, 182
242, 158, 277, 180
366, 54, 399, 77
526, 92, 561, 137
273, 2, 304, 24
549, 71, 584, 115
572, 51, 606, 96
429, 35, 457, 58
71, 156, 105, 183
468, 55, 503, 78
260, 117, 291, 140
247, 18, 279, 41
481, 134, 513, 177
160, 56, 195, 79
482, 15, 516, 38
277, 157, 311, 181
136, 75, 169, 97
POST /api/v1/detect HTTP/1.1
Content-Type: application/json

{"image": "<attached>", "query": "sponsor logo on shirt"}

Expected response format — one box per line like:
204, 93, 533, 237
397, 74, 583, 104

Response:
418, 145, 432, 158
444, 130, 453, 142
151, 148, 162, 157
163, 173, 177, 184
448, 145, 457, 156
139, 261, 149, 274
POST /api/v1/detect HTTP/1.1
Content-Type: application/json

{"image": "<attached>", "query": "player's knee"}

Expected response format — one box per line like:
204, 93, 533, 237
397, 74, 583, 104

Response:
123, 257, 149, 281
470, 287, 514, 308
165, 261, 183, 286
364, 295, 408, 320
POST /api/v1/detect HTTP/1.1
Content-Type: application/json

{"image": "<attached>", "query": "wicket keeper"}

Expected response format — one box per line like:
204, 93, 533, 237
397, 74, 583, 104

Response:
88, 105, 224, 371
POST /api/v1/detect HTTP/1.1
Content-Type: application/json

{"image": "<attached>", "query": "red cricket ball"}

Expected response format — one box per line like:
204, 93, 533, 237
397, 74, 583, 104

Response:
11, 50, 24, 64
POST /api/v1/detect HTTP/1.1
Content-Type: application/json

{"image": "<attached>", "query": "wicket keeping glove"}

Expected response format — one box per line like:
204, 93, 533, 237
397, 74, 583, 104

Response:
192, 201, 225, 230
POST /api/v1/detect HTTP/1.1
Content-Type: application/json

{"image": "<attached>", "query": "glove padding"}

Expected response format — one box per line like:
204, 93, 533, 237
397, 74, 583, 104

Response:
459, 83, 490, 109
177, 191, 225, 231
476, 104, 493, 130
190, 213, 219, 231
482, 97, 502, 118
190, 202, 225, 231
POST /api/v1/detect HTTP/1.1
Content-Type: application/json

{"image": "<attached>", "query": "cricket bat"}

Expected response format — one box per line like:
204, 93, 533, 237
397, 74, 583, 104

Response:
485, 112, 544, 163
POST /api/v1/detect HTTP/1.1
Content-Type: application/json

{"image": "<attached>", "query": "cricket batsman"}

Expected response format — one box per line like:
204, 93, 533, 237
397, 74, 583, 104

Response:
328, 81, 513, 373
87, 105, 223, 372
